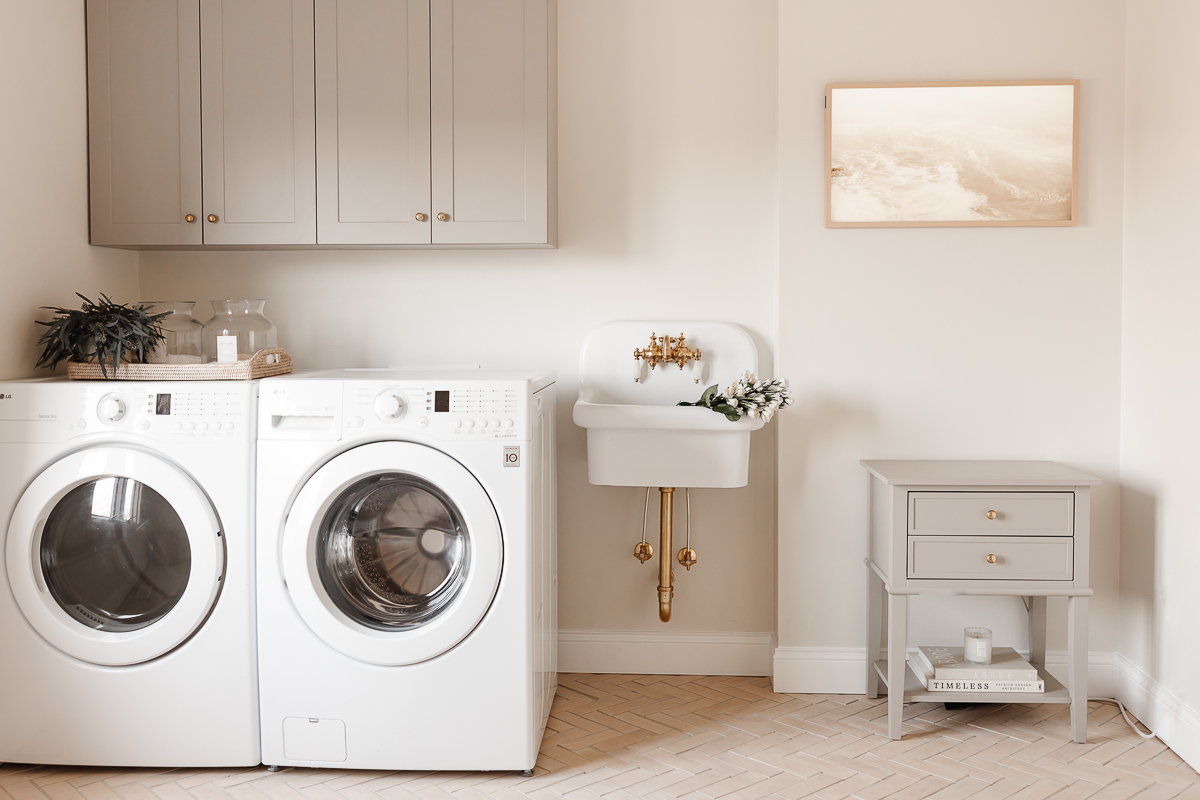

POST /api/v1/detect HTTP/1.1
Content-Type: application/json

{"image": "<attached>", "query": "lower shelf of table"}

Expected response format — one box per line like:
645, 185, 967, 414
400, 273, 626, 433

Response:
874, 660, 1072, 704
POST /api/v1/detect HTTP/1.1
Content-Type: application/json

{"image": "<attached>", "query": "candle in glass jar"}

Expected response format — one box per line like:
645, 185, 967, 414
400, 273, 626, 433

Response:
964, 627, 992, 664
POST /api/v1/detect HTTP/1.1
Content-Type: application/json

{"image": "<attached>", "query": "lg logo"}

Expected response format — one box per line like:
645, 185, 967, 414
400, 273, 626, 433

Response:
504, 446, 521, 467
0, 394, 11, 400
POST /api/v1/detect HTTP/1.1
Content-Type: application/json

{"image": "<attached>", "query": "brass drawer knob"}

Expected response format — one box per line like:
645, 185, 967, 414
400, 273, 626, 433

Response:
415, 212, 427, 221
436, 212, 449, 221
986, 553, 997, 564
207, 214, 218, 223
987, 510, 997, 520
185, 214, 196, 223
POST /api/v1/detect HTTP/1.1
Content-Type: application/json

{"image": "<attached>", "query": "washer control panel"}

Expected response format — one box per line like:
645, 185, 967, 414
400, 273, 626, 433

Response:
344, 382, 526, 440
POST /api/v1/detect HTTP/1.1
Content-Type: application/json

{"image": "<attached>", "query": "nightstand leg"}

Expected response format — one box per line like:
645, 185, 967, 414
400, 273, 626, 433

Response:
886, 592, 907, 740
1028, 596, 1047, 669
1068, 595, 1089, 743
866, 566, 883, 699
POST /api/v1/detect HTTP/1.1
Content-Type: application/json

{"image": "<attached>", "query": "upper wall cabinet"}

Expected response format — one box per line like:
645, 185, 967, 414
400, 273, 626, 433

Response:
315, 0, 431, 245
200, 0, 317, 244
428, 0, 553, 245
86, 0, 556, 249
87, 0, 203, 246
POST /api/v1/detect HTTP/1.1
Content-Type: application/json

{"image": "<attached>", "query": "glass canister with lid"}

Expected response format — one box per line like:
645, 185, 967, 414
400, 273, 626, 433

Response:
143, 301, 203, 364
201, 299, 278, 363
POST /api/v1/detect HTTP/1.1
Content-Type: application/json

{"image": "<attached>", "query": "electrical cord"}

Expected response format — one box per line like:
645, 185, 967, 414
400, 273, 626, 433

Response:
1088, 697, 1156, 739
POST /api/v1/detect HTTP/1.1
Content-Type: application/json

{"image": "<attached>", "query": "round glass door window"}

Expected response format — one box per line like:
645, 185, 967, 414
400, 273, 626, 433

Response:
317, 473, 469, 630
40, 476, 191, 632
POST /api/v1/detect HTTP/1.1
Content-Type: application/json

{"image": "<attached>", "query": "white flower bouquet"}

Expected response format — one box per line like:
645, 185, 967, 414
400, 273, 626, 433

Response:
677, 371, 792, 423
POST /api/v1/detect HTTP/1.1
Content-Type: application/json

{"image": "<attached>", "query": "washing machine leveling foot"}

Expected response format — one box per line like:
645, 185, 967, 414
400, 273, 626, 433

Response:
266, 766, 282, 773
521, 769, 534, 777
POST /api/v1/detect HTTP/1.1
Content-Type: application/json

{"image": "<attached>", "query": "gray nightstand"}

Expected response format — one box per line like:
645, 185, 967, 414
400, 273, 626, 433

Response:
861, 460, 1101, 742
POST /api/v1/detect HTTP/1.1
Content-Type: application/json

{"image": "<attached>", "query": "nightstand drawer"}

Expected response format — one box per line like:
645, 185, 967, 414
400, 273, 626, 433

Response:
908, 536, 1073, 580
909, 492, 1073, 537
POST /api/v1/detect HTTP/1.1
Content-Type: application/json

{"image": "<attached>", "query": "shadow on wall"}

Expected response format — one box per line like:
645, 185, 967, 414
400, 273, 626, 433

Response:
1119, 485, 1159, 679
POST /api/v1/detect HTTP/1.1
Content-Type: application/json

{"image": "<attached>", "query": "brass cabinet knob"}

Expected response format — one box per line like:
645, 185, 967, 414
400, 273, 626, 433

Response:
207, 214, 218, 223
436, 212, 449, 221
185, 214, 196, 223
987, 510, 997, 520
986, 553, 997, 564
415, 212, 427, 221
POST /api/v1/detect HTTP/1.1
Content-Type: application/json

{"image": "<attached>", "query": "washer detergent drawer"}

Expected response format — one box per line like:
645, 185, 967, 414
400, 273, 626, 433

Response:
909, 492, 1074, 536
283, 717, 347, 762
908, 536, 1074, 580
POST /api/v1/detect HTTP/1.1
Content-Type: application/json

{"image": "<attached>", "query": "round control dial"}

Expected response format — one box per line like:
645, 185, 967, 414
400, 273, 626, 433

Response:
97, 393, 127, 424
373, 389, 407, 421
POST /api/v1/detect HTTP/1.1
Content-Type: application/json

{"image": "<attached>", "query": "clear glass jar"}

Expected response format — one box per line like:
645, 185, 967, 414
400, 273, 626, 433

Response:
201, 299, 278, 363
143, 301, 203, 364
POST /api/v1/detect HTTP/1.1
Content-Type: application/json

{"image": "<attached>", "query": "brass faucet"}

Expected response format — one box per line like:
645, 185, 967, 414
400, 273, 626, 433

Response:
633, 332, 701, 379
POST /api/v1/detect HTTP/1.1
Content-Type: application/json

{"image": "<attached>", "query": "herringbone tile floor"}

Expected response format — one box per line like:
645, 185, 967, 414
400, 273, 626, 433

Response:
2, 674, 1197, 800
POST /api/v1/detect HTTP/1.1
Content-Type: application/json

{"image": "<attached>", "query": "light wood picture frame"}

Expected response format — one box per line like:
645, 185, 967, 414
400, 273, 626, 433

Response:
825, 80, 1079, 228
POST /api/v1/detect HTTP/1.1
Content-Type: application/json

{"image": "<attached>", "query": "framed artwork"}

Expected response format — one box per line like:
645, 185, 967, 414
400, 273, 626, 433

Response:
825, 80, 1079, 227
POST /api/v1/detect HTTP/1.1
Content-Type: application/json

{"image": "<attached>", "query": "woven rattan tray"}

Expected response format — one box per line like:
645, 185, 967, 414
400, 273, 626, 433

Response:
66, 347, 292, 381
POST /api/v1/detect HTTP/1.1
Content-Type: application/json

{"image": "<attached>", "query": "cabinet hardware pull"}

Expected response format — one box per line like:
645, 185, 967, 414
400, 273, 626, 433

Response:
987, 510, 997, 519
185, 214, 196, 223
986, 553, 997, 564
415, 213, 427, 221
436, 212, 449, 221
207, 214, 219, 223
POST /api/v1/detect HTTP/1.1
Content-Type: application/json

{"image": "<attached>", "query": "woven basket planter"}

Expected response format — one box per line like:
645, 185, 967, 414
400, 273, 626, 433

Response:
66, 347, 292, 381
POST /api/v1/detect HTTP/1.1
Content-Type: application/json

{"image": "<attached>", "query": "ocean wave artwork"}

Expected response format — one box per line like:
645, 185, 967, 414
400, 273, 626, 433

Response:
828, 83, 1076, 225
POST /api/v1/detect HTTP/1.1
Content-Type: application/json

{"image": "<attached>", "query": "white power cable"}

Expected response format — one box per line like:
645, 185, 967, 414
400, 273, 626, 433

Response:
1088, 697, 1156, 739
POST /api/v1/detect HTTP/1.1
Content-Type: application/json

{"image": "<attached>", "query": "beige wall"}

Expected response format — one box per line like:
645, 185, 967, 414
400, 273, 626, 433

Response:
774, 0, 1127, 690
0, 2, 139, 381
1118, 0, 1200, 767
139, 1, 780, 640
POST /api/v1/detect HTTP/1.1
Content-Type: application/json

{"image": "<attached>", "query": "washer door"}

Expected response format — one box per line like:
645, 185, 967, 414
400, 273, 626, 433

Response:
6, 447, 224, 666
282, 442, 502, 666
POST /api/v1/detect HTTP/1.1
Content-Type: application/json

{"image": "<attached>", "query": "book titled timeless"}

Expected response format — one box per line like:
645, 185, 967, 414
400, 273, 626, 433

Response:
910, 647, 1045, 693
916, 646, 1040, 681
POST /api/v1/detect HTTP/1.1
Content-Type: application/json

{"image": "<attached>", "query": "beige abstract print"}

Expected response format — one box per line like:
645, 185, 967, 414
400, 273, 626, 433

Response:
829, 83, 1076, 225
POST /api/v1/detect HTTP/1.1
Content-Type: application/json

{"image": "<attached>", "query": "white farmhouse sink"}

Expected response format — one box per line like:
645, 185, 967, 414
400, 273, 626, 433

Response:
573, 321, 763, 488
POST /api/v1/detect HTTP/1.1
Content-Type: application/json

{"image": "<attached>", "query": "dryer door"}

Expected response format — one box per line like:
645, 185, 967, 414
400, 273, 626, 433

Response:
281, 441, 502, 666
5, 447, 224, 666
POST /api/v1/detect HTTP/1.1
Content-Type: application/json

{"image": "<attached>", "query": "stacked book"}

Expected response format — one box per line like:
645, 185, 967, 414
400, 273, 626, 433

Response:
909, 646, 1045, 693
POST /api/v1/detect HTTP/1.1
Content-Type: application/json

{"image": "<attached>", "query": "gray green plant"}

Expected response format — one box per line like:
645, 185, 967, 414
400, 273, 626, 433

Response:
36, 293, 169, 378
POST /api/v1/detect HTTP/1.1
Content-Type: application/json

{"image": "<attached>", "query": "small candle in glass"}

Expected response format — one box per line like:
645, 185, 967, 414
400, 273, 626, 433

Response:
964, 627, 992, 664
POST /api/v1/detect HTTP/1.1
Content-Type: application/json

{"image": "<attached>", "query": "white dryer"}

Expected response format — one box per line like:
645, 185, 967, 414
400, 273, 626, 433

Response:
0, 378, 260, 767
256, 369, 557, 772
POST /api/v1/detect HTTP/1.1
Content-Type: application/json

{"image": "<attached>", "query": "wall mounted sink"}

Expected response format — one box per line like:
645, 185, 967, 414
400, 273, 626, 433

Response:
573, 320, 762, 489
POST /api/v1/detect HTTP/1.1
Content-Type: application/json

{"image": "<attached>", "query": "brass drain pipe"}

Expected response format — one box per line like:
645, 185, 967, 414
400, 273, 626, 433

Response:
658, 488, 675, 622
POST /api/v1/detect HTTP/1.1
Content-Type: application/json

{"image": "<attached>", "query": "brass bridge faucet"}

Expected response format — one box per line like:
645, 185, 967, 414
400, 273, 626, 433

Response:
633, 332, 701, 378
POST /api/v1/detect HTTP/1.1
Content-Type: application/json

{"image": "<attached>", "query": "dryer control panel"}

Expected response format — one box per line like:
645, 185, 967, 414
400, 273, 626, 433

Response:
0, 380, 257, 443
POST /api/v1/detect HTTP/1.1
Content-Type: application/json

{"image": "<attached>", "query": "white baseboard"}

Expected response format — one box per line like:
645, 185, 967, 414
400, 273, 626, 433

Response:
772, 646, 1117, 697
1116, 654, 1200, 771
772, 647, 867, 694
558, 629, 775, 676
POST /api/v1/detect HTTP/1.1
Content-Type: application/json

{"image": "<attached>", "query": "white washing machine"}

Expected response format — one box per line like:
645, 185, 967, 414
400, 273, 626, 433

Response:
256, 369, 557, 772
0, 378, 260, 767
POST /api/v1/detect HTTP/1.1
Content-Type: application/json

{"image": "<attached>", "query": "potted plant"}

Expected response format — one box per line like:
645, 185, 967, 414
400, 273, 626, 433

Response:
36, 294, 170, 378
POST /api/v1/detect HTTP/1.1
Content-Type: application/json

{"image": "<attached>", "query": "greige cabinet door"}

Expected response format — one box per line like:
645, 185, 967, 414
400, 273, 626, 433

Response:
87, 0, 203, 246
430, 0, 554, 245
315, 0, 431, 245
200, 0, 316, 244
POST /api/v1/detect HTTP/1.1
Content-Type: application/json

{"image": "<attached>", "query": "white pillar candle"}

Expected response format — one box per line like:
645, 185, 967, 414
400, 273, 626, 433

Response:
964, 627, 992, 664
